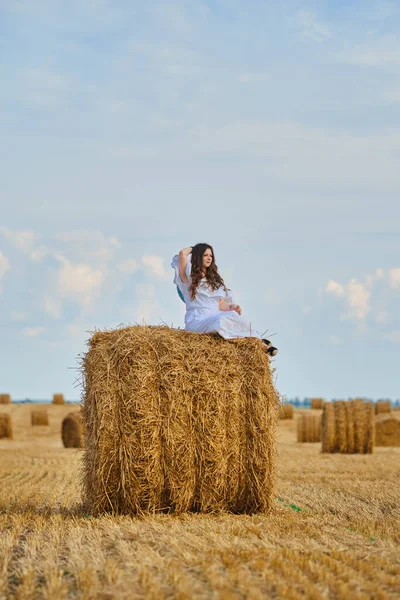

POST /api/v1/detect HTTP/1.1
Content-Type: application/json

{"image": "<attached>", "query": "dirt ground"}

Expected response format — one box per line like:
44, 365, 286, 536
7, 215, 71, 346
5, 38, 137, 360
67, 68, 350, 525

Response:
0, 403, 399, 599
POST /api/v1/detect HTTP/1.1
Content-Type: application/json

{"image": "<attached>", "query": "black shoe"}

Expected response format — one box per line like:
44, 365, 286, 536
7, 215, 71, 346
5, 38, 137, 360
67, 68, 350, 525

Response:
268, 346, 279, 357
262, 338, 272, 347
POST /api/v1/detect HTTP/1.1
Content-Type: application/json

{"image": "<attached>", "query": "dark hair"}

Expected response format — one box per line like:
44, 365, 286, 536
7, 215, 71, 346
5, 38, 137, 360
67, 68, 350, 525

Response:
188, 243, 230, 301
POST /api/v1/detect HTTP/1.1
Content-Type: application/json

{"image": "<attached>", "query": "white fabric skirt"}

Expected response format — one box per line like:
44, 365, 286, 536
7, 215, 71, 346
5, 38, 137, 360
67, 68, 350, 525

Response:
185, 309, 262, 340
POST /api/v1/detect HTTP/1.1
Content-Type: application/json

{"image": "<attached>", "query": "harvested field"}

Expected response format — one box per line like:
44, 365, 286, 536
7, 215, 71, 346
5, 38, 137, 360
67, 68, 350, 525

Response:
0, 404, 399, 598
0, 394, 12, 404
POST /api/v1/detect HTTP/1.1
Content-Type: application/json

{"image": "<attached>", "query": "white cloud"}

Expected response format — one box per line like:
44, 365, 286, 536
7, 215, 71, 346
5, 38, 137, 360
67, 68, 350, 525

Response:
11, 310, 26, 321
134, 283, 161, 323
0, 227, 47, 261
56, 230, 121, 263
328, 334, 342, 345
302, 306, 312, 314
23, 327, 45, 337
0, 251, 10, 291
326, 277, 371, 321
141, 255, 170, 281
383, 330, 400, 343
294, 10, 332, 42
345, 279, 371, 320
325, 280, 345, 297
43, 295, 62, 318
117, 258, 139, 274
389, 267, 400, 288
55, 255, 105, 309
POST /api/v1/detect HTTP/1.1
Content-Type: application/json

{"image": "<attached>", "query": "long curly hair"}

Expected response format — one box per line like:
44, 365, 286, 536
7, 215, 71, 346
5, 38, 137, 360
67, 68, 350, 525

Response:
188, 243, 230, 301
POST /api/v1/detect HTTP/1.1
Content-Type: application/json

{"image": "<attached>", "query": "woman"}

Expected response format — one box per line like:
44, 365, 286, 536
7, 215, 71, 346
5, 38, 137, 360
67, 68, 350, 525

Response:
171, 243, 278, 356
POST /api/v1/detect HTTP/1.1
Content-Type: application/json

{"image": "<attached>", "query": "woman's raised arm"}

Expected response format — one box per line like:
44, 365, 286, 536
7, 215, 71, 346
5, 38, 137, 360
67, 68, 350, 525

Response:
178, 247, 192, 284
179, 246, 193, 257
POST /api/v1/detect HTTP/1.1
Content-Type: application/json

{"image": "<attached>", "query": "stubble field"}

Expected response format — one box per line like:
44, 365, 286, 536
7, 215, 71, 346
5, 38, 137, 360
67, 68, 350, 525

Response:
0, 403, 399, 600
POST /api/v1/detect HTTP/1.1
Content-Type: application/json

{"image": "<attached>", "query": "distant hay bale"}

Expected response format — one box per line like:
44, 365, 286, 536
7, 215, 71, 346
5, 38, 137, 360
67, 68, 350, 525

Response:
322, 400, 374, 454
53, 394, 65, 405
81, 325, 280, 515
31, 410, 49, 426
375, 415, 400, 447
0, 394, 12, 404
375, 400, 391, 415
311, 398, 324, 410
0, 413, 13, 439
280, 403, 294, 419
297, 415, 321, 443
62, 411, 84, 448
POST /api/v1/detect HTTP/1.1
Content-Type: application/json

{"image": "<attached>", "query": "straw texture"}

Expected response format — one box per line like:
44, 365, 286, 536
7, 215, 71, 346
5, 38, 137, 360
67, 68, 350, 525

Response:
322, 400, 374, 454
375, 401, 391, 415
375, 415, 400, 447
280, 404, 294, 419
80, 325, 280, 515
297, 415, 321, 443
62, 412, 84, 448
53, 394, 65, 405
0, 394, 11, 404
311, 398, 324, 410
0, 413, 13, 439
31, 410, 49, 426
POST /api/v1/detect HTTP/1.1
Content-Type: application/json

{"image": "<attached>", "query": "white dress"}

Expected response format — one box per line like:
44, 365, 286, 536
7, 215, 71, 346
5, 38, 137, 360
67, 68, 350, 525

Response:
171, 254, 262, 340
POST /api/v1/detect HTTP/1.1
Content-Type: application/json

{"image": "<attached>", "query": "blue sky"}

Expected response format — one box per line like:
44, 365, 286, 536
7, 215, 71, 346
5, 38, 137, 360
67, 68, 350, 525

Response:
1, 0, 399, 400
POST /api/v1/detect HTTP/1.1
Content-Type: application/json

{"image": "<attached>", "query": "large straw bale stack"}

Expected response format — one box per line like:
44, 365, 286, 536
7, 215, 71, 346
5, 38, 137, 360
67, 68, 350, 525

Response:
297, 415, 321, 443
31, 410, 49, 426
280, 403, 294, 419
81, 325, 280, 515
0, 394, 12, 404
53, 393, 65, 405
375, 400, 391, 415
311, 398, 324, 410
375, 415, 400, 447
62, 411, 84, 448
0, 413, 13, 439
322, 400, 374, 454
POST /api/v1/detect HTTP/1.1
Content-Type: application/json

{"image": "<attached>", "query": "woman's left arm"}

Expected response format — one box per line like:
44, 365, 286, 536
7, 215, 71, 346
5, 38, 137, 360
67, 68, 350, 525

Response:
218, 298, 242, 315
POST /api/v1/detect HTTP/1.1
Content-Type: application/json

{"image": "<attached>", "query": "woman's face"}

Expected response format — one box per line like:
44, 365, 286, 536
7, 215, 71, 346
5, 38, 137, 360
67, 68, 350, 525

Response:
202, 248, 213, 271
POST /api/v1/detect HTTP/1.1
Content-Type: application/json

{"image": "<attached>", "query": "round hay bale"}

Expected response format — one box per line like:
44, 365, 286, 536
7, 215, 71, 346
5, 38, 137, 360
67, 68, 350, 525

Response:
0, 413, 13, 439
80, 325, 280, 515
0, 394, 12, 404
62, 411, 84, 448
280, 403, 294, 419
31, 410, 49, 426
322, 400, 374, 454
375, 400, 391, 415
310, 398, 324, 410
53, 394, 65, 405
375, 415, 400, 447
297, 415, 321, 443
